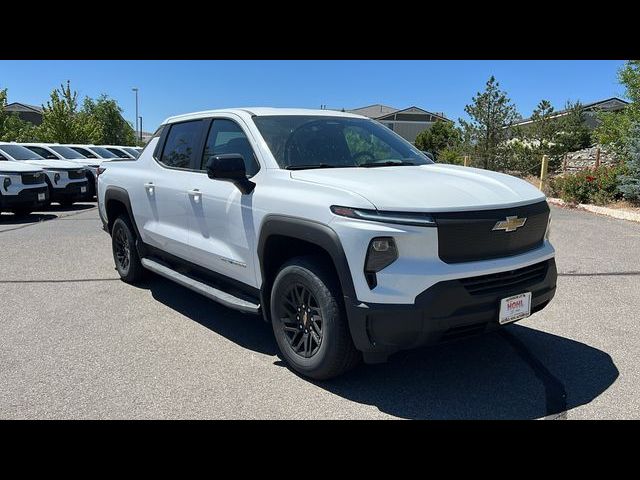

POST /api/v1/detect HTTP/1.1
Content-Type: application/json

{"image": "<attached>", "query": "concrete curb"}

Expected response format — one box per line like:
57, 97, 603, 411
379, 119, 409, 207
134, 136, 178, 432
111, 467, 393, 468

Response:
547, 197, 640, 224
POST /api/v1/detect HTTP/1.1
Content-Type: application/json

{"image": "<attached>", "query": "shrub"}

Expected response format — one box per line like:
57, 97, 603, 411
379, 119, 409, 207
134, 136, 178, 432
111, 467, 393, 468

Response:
437, 146, 464, 165
549, 164, 628, 205
618, 124, 640, 201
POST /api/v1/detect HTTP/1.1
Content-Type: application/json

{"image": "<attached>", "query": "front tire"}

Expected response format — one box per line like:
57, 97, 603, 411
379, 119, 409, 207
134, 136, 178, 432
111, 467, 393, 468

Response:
111, 216, 144, 284
270, 256, 360, 380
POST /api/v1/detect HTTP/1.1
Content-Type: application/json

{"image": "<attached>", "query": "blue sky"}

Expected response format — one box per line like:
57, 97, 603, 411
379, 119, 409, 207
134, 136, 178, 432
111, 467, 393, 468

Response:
0, 60, 627, 132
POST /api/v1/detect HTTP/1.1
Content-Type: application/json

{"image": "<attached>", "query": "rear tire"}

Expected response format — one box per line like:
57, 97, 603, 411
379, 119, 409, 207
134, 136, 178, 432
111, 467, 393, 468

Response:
270, 255, 360, 380
111, 216, 144, 284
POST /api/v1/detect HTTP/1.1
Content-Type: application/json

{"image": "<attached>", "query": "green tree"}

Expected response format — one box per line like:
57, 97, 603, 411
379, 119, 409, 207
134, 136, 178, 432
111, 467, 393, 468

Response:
595, 60, 640, 156
39, 81, 99, 143
0, 87, 39, 141
618, 124, 640, 200
83, 94, 136, 145
459, 76, 519, 170
553, 101, 592, 154
528, 99, 556, 151
415, 121, 461, 158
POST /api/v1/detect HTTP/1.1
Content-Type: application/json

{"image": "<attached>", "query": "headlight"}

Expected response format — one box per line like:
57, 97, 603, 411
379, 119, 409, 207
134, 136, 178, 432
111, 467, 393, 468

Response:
364, 237, 398, 289
54, 173, 60, 184
3, 177, 11, 191
331, 205, 436, 227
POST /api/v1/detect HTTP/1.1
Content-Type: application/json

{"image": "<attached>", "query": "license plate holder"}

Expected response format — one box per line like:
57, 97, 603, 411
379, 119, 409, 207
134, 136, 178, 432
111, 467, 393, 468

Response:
499, 292, 532, 325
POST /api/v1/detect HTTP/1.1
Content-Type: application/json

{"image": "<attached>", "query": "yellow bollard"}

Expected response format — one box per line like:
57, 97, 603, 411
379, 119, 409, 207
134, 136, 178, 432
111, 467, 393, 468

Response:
539, 155, 549, 191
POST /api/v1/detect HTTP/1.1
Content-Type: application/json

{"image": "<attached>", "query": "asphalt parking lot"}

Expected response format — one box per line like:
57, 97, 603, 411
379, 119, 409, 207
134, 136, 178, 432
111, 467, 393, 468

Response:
0, 203, 638, 419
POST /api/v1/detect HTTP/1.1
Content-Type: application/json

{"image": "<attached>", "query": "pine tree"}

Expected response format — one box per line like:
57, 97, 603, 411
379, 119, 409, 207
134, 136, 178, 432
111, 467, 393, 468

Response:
459, 76, 519, 170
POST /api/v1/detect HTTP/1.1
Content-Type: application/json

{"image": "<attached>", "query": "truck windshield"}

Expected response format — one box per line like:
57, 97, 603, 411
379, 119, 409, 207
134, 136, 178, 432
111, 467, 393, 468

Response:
89, 147, 118, 158
253, 115, 434, 170
0, 144, 44, 160
50, 146, 87, 159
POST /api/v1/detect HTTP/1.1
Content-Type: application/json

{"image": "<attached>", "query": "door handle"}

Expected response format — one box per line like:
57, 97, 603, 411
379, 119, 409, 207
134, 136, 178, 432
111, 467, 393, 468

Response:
144, 182, 154, 195
188, 189, 201, 203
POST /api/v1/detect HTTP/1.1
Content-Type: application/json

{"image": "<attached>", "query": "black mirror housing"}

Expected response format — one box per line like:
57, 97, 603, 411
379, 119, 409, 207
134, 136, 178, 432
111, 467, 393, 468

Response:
206, 154, 255, 194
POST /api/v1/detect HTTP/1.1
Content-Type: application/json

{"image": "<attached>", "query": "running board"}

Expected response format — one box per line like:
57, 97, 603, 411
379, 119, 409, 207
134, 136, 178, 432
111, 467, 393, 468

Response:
141, 258, 260, 314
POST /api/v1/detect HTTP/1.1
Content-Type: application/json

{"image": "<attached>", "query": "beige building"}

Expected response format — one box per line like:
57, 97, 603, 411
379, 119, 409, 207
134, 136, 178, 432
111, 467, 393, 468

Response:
345, 104, 452, 144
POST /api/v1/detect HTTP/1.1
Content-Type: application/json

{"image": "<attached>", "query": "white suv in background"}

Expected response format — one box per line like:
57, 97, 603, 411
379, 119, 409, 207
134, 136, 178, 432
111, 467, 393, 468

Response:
98, 108, 557, 379
0, 143, 89, 207
20, 143, 99, 198
0, 158, 49, 216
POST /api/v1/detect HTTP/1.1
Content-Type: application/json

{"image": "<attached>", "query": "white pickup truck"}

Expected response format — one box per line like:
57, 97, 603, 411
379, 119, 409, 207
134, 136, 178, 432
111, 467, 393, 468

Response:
97, 108, 557, 379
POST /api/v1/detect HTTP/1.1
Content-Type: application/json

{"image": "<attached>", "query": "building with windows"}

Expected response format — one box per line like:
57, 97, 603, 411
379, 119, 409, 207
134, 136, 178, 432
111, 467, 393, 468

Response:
345, 104, 453, 144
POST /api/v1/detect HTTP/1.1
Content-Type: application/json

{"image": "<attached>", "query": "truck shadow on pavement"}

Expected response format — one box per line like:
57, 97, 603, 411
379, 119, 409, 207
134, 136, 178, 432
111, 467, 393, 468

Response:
143, 274, 618, 420
0, 212, 57, 224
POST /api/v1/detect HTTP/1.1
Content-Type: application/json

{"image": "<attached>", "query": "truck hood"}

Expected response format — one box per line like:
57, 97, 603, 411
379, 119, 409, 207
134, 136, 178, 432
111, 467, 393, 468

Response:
0, 161, 44, 173
22, 159, 85, 170
290, 164, 546, 212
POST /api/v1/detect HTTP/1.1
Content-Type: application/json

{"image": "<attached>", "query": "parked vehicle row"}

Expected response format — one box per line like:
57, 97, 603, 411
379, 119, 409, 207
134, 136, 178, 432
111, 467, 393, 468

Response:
0, 142, 141, 216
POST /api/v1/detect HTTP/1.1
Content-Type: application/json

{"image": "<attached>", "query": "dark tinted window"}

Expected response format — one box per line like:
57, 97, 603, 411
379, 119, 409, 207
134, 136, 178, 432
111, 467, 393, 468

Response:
50, 146, 87, 159
160, 121, 202, 169
106, 147, 132, 158
253, 116, 433, 169
70, 147, 97, 158
122, 147, 140, 158
0, 145, 44, 160
201, 119, 259, 176
26, 146, 59, 159
89, 147, 118, 158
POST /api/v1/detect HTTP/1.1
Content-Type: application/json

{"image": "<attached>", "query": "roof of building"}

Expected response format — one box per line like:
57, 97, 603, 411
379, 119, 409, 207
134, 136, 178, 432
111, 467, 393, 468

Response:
512, 97, 629, 127
346, 104, 451, 122
347, 104, 399, 119
4, 102, 44, 114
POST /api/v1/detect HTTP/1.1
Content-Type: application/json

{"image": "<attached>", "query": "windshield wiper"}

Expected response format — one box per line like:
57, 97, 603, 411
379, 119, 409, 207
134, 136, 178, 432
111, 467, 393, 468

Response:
285, 164, 354, 170
359, 161, 416, 167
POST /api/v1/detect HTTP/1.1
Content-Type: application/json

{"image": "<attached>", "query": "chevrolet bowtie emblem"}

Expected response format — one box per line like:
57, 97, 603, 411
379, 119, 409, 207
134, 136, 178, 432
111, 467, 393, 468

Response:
492, 216, 527, 232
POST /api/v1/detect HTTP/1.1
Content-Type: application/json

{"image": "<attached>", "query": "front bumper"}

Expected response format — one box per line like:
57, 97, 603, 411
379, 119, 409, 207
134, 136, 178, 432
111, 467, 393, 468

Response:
51, 180, 89, 202
0, 186, 49, 210
346, 258, 557, 363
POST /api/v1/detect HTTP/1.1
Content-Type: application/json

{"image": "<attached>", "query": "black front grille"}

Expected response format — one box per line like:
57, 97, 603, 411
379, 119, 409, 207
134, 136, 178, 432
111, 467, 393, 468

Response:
67, 169, 86, 180
460, 261, 548, 296
433, 201, 549, 263
21, 172, 45, 185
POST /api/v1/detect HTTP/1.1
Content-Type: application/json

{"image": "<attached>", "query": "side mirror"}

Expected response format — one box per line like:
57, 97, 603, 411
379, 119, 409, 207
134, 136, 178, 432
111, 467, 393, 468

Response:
206, 154, 255, 194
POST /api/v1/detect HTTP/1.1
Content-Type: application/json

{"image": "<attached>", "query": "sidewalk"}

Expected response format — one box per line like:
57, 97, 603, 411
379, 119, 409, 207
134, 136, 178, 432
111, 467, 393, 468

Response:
547, 198, 640, 223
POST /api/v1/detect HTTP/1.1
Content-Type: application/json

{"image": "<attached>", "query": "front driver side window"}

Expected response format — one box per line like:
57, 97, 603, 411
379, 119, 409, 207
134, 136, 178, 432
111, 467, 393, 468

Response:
201, 119, 260, 177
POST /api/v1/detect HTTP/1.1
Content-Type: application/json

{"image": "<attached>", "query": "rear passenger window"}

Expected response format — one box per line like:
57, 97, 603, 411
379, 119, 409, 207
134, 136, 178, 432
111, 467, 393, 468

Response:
201, 119, 260, 177
160, 121, 202, 169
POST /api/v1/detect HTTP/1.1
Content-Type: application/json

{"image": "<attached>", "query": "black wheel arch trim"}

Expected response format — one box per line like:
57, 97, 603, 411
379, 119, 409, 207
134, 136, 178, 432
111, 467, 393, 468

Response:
257, 214, 357, 322
103, 186, 146, 256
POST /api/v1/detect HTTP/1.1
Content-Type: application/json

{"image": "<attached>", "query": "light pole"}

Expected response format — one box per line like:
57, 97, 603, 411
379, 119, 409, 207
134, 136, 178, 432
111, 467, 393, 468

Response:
139, 116, 143, 143
132, 87, 139, 144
